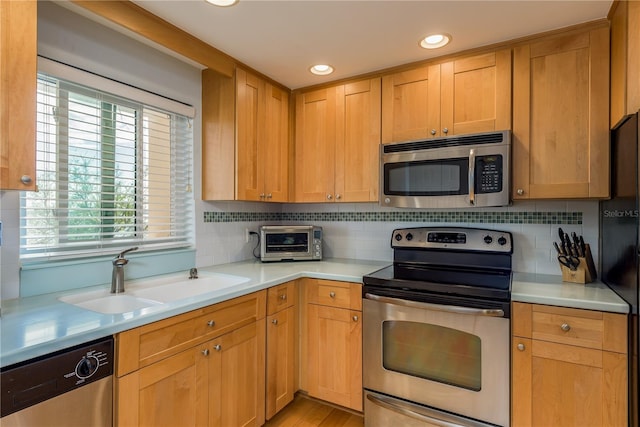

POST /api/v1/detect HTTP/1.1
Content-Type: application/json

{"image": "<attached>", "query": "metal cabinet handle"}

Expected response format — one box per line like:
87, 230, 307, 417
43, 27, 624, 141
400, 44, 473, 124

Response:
443, 127, 449, 134
516, 189, 524, 196
336, 194, 341, 200
329, 291, 336, 298
214, 344, 222, 351
561, 323, 571, 332
517, 343, 525, 351
280, 294, 287, 300
259, 193, 265, 199
272, 319, 278, 325
430, 129, 436, 135
21, 175, 33, 185
353, 315, 359, 322
267, 193, 272, 199
202, 349, 210, 356
207, 320, 215, 327
327, 194, 332, 200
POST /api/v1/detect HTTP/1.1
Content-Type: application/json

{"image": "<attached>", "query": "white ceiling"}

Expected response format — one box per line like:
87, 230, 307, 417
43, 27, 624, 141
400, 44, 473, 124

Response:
127, 0, 612, 89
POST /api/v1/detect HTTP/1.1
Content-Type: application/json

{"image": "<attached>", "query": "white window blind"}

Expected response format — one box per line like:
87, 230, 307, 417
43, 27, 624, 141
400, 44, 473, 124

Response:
20, 73, 194, 261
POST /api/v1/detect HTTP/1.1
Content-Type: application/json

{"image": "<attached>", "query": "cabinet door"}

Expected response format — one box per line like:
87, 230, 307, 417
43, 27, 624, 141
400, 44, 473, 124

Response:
236, 68, 262, 201
335, 78, 381, 202
441, 49, 512, 136
266, 306, 296, 419
381, 65, 441, 143
513, 27, 610, 199
262, 82, 289, 202
0, 0, 36, 191
116, 346, 209, 427
294, 87, 337, 202
307, 304, 362, 411
208, 320, 266, 427
511, 338, 628, 427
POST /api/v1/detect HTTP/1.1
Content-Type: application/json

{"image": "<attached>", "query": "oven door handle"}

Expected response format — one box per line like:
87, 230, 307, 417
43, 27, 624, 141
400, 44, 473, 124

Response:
366, 392, 492, 427
364, 293, 505, 317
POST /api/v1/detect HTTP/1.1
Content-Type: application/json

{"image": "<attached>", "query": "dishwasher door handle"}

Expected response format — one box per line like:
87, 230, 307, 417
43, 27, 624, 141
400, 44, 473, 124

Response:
364, 293, 505, 317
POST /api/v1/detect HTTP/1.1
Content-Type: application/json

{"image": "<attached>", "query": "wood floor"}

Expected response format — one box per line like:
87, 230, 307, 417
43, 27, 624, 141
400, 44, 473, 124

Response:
265, 395, 364, 427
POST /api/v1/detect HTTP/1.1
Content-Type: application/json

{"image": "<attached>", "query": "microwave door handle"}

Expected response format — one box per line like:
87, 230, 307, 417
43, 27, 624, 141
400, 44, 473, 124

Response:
468, 148, 476, 205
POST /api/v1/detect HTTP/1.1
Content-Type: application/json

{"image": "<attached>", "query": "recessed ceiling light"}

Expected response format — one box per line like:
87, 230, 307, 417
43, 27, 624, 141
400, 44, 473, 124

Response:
205, 0, 238, 7
420, 33, 451, 49
309, 64, 334, 76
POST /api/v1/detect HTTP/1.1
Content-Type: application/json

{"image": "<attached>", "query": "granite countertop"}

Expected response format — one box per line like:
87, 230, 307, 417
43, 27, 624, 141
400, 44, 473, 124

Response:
0, 258, 629, 368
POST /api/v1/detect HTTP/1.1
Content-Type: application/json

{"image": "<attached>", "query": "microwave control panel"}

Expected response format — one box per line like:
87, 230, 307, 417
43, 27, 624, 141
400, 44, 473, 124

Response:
476, 155, 503, 193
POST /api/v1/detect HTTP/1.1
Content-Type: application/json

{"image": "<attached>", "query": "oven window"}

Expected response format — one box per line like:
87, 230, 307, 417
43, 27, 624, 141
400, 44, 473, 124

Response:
382, 320, 481, 391
265, 233, 309, 253
384, 158, 468, 196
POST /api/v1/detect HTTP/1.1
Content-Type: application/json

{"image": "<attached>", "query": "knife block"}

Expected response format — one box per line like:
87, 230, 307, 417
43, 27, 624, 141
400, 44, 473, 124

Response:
559, 244, 597, 284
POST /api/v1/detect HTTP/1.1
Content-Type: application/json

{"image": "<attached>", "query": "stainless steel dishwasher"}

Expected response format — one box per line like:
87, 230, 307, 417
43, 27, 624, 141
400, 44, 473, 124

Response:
1, 336, 113, 427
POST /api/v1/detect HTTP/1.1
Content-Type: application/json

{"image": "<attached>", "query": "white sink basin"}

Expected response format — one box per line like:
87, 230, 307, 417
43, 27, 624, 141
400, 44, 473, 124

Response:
59, 291, 163, 314
59, 271, 250, 313
128, 272, 250, 303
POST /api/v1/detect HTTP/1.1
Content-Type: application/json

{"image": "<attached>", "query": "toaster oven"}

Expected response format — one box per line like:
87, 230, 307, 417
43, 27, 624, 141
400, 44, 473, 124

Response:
259, 225, 323, 262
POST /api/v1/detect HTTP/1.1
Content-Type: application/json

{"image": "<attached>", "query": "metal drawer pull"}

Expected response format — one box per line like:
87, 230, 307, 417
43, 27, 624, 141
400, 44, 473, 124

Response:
272, 319, 278, 325
280, 294, 287, 300
202, 349, 209, 356
517, 343, 525, 351
214, 344, 222, 351
353, 315, 359, 322
329, 292, 336, 298
364, 293, 505, 317
366, 393, 491, 427
561, 323, 571, 332
207, 320, 215, 327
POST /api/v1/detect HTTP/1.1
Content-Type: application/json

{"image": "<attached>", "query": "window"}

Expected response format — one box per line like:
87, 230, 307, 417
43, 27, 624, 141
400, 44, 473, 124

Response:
20, 72, 194, 260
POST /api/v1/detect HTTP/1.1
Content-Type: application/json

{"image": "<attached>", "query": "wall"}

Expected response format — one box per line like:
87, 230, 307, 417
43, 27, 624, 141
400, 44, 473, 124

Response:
0, 2, 602, 301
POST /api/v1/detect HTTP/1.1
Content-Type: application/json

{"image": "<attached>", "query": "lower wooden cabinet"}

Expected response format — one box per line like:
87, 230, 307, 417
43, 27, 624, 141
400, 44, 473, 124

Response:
266, 281, 297, 419
304, 279, 363, 411
511, 302, 628, 427
114, 291, 266, 427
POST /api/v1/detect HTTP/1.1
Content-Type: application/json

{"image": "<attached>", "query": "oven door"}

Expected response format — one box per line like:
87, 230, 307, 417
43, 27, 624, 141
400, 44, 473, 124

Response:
363, 294, 510, 427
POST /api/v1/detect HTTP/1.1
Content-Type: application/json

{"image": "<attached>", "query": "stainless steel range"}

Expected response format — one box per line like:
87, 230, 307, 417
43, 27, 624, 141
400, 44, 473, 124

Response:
363, 227, 513, 427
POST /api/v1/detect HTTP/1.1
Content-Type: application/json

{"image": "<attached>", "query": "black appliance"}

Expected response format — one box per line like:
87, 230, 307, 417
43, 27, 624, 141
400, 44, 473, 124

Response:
601, 111, 640, 427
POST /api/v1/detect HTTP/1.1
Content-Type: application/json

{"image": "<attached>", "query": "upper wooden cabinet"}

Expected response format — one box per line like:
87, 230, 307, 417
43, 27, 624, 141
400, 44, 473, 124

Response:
236, 68, 290, 202
0, 0, 37, 191
610, 0, 640, 127
294, 77, 381, 203
202, 68, 290, 202
381, 49, 512, 143
512, 26, 610, 200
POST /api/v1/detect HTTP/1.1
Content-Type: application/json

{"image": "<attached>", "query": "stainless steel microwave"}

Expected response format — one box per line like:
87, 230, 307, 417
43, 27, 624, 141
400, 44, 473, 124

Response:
259, 225, 323, 262
380, 130, 511, 209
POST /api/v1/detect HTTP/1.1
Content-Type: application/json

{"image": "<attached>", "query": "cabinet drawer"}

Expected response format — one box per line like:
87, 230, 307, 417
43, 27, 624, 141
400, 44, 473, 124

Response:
116, 290, 266, 376
305, 278, 361, 310
267, 281, 297, 315
512, 302, 627, 353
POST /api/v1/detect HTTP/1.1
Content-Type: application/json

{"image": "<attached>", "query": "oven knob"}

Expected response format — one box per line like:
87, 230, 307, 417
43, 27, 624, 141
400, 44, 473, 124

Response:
394, 234, 402, 241
483, 235, 493, 244
405, 233, 413, 241
75, 355, 99, 379
498, 236, 507, 246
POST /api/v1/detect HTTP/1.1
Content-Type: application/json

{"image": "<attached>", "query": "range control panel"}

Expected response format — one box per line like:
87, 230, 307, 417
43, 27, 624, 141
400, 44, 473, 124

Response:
391, 227, 512, 253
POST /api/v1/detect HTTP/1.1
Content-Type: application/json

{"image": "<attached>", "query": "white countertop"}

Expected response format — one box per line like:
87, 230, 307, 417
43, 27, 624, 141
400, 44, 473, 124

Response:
0, 259, 629, 368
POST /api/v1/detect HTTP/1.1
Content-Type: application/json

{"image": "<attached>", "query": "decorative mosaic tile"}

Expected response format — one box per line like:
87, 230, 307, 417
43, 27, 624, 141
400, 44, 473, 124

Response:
203, 211, 582, 224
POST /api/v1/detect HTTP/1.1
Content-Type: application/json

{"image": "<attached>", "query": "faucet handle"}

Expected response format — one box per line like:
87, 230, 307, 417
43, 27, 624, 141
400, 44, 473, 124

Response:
115, 246, 139, 259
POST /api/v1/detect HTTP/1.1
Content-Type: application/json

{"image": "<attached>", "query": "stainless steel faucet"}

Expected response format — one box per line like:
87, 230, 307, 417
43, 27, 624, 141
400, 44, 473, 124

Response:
111, 247, 138, 293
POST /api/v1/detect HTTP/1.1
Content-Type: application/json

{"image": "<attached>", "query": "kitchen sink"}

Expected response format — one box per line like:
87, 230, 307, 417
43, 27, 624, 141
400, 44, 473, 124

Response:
58, 271, 250, 314
127, 272, 250, 303
59, 291, 163, 314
